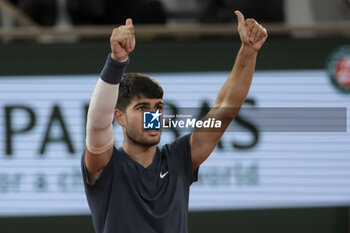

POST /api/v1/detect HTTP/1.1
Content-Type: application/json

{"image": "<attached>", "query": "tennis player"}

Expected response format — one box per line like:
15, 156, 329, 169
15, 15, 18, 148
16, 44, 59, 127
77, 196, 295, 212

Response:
82, 10, 267, 233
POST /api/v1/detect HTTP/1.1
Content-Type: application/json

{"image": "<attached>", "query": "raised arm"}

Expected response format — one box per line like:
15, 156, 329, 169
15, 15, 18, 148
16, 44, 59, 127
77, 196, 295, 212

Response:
85, 19, 135, 184
190, 11, 267, 169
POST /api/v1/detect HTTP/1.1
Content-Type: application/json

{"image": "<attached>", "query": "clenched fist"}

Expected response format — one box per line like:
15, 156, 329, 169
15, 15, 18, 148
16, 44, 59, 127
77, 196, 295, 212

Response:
110, 18, 136, 62
235, 10, 268, 52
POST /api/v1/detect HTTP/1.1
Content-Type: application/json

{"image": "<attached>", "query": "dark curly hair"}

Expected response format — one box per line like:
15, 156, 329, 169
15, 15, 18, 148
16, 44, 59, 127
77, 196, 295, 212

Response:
115, 73, 164, 111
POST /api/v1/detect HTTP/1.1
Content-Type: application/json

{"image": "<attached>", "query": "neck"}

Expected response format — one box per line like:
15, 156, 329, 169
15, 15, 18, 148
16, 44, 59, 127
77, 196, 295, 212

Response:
122, 139, 157, 168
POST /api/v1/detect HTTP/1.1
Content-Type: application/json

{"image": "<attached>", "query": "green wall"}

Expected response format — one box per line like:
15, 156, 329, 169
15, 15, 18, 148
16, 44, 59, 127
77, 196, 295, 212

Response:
0, 38, 348, 76
0, 37, 349, 233
0, 207, 348, 233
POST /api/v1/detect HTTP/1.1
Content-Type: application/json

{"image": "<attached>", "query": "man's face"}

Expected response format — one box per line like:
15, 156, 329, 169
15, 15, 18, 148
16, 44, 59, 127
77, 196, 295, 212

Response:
119, 96, 164, 147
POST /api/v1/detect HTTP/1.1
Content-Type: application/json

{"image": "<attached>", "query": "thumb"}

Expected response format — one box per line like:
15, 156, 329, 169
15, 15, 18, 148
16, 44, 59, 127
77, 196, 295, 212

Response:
125, 18, 133, 26
234, 10, 245, 26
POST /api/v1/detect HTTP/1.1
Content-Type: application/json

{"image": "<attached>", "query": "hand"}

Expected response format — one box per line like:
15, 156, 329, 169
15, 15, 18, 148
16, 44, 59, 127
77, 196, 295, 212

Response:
235, 10, 267, 52
110, 18, 136, 62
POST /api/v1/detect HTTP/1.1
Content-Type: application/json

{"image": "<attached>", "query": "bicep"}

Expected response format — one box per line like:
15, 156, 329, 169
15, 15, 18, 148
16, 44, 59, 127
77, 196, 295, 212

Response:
85, 145, 114, 185
85, 124, 114, 184
84, 126, 114, 184
190, 107, 237, 169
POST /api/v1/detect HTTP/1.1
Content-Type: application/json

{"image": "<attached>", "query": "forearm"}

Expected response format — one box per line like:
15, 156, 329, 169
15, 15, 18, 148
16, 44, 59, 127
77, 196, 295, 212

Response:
86, 55, 128, 152
87, 79, 118, 128
86, 80, 117, 152
215, 45, 257, 109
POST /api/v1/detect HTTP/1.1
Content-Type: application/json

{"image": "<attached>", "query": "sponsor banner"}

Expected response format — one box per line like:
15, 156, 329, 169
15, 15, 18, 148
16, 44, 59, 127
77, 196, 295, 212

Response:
0, 70, 349, 216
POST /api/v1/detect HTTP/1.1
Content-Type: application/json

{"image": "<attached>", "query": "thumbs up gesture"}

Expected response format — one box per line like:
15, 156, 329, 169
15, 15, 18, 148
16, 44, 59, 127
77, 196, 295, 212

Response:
110, 18, 136, 62
235, 10, 267, 52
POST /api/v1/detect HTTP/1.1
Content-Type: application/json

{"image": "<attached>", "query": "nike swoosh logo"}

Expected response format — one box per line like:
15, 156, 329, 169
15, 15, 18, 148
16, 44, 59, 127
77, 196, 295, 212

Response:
160, 171, 168, 179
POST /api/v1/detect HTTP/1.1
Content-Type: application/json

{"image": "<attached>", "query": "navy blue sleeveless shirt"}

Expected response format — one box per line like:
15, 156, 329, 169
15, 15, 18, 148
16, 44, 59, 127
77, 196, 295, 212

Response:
81, 133, 198, 233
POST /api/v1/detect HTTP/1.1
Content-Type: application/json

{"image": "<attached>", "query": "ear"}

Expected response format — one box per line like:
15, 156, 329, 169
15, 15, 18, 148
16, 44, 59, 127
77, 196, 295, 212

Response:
114, 109, 125, 127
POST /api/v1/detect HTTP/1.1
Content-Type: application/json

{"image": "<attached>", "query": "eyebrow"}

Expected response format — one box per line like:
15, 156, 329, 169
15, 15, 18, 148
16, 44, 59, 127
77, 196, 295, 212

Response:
133, 102, 150, 109
133, 101, 164, 109
155, 101, 164, 106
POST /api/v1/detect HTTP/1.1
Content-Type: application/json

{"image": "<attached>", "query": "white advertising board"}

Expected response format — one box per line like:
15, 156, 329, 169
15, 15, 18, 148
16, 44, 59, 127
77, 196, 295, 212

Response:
0, 70, 349, 216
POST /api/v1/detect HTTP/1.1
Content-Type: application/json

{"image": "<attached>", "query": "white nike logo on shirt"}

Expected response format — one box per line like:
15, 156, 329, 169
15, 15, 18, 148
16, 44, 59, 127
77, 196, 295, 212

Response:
160, 171, 168, 179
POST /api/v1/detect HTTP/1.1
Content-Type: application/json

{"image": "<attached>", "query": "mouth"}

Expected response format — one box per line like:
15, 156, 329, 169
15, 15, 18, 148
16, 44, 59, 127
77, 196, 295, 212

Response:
144, 129, 160, 136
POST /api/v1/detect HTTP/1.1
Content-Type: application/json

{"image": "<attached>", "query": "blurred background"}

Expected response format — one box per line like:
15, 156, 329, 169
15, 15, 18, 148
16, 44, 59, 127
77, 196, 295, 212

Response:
0, 0, 350, 232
